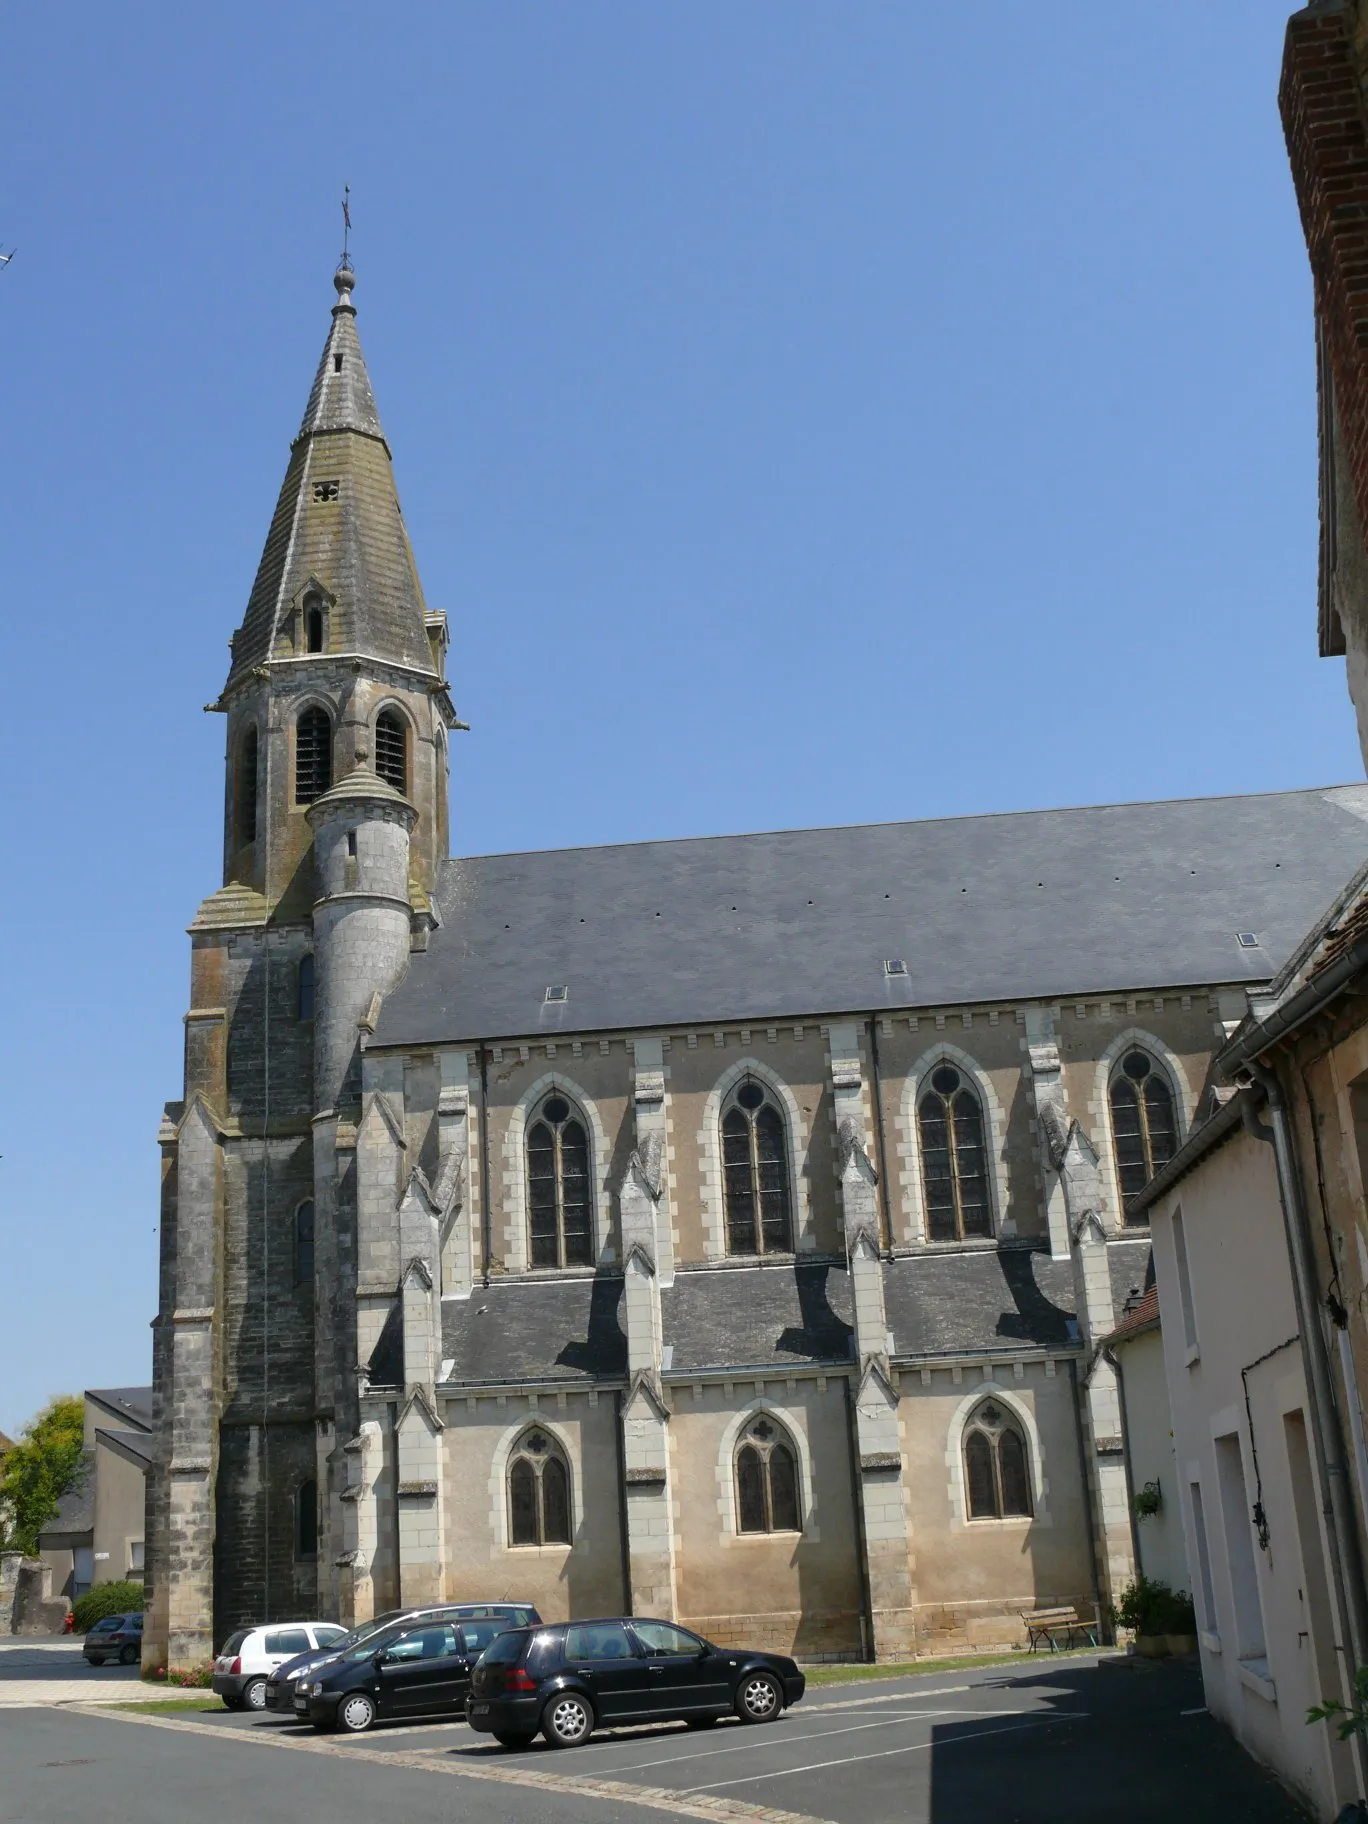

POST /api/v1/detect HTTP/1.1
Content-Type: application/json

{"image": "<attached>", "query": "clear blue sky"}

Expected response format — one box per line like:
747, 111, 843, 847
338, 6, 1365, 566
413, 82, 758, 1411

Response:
1, 3, 1357, 1435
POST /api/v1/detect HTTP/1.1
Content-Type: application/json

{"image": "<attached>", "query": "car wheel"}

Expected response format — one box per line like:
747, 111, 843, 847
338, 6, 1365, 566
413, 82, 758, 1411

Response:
337, 1692, 377, 1734
118, 1644, 139, 1666
541, 1691, 594, 1748
221, 1695, 242, 1711
242, 1677, 267, 1711
86, 1658, 103, 1668
736, 1672, 782, 1724
493, 1730, 535, 1750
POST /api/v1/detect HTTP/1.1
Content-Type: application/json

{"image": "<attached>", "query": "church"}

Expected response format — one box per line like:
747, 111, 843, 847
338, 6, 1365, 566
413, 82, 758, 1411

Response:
143, 259, 1368, 1669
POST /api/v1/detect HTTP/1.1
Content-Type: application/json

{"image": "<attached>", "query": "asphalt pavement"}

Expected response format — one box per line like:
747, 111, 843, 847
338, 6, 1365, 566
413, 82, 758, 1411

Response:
0, 1653, 1314, 1824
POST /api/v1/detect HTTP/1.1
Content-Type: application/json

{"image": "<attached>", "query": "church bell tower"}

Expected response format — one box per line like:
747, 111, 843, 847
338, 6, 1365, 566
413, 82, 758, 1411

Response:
146, 259, 459, 1667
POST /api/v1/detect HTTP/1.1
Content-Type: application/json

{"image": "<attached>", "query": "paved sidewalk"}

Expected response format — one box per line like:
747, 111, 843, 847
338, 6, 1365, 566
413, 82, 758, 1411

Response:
0, 1638, 187, 1706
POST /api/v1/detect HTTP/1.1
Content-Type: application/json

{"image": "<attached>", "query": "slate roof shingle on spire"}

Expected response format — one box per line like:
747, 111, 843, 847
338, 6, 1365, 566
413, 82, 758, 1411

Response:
224, 265, 432, 689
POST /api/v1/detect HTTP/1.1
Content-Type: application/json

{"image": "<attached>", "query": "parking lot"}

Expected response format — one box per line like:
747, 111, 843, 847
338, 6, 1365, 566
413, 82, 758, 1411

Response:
3, 1652, 1310, 1824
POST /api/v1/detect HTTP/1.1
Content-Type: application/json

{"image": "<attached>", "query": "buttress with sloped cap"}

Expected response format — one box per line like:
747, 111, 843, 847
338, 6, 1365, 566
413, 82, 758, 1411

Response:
224, 264, 432, 687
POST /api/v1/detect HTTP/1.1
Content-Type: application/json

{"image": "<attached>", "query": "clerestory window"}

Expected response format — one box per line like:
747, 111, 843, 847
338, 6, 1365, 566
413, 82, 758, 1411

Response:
1109, 1049, 1178, 1214
294, 1200, 315, 1286
527, 1093, 592, 1269
918, 1062, 992, 1241
735, 1415, 801, 1533
963, 1400, 1032, 1520
508, 1429, 572, 1546
721, 1079, 792, 1255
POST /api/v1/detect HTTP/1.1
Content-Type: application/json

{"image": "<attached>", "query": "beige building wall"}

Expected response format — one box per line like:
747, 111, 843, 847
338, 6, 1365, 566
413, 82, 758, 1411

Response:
1112, 1327, 1187, 1594
1151, 1127, 1359, 1822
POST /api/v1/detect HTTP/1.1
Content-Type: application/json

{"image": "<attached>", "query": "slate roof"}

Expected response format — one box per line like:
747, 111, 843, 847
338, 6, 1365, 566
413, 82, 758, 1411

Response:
662, 1261, 854, 1372
88, 1387, 153, 1432
225, 266, 432, 687
1106, 1239, 1154, 1320
883, 1249, 1079, 1356
375, 787, 1368, 1047
95, 1428, 154, 1469
38, 1463, 93, 1542
438, 1276, 628, 1386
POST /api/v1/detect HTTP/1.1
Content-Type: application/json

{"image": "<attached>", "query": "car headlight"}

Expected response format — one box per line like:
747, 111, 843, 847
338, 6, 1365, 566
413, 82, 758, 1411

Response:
310, 1682, 324, 1696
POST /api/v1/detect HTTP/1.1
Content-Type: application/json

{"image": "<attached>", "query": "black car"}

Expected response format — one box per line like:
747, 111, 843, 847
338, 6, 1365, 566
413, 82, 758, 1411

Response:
466, 1617, 805, 1749
303, 1615, 524, 1733
83, 1613, 143, 1666
267, 1602, 540, 1715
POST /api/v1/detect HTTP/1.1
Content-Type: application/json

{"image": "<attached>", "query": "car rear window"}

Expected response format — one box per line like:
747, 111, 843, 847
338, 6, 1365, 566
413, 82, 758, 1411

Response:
479, 1629, 530, 1666
220, 1630, 251, 1655
90, 1618, 123, 1633
265, 1629, 312, 1656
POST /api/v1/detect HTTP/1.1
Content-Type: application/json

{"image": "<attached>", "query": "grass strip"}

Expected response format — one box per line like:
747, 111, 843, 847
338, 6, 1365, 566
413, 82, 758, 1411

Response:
802, 1645, 1111, 1686
95, 1697, 227, 1714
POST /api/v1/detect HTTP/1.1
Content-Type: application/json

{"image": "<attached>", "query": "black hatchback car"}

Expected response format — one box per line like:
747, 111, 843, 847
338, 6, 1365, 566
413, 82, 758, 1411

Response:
269, 1602, 540, 1715
466, 1617, 805, 1748
304, 1615, 523, 1733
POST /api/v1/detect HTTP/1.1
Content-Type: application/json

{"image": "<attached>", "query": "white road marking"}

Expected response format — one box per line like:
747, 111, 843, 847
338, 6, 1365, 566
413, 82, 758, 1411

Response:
685, 1712, 1091, 1792
592, 1711, 979, 1774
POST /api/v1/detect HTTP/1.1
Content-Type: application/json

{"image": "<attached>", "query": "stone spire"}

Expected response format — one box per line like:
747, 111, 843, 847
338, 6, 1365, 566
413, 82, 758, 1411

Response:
223, 264, 434, 688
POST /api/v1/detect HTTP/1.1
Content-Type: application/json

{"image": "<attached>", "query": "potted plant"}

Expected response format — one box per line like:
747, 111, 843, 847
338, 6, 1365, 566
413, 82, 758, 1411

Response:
1116, 1576, 1173, 1658
1158, 1589, 1197, 1657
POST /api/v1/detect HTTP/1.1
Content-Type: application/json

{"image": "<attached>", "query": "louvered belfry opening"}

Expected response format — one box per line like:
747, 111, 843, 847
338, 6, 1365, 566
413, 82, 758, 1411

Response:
375, 710, 407, 793
238, 726, 258, 845
295, 707, 333, 804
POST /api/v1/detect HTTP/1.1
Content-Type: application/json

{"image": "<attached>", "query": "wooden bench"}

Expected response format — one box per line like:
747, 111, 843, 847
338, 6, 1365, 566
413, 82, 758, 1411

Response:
1021, 1606, 1099, 1653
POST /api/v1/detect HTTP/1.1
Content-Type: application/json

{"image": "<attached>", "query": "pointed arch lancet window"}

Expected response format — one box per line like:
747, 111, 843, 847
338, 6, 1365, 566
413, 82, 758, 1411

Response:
295, 707, 332, 804
297, 954, 315, 1022
296, 1478, 318, 1557
918, 1063, 992, 1241
294, 1200, 315, 1286
526, 1093, 592, 1269
304, 596, 325, 654
375, 710, 407, 794
508, 1429, 572, 1546
237, 727, 258, 846
1109, 1049, 1178, 1212
722, 1079, 793, 1256
735, 1415, 801, 1533
963, 1400, 1032, 1520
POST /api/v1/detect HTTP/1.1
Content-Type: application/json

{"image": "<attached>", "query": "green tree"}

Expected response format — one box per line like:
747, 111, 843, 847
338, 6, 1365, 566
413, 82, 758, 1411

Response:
0, 1397, 86, 1554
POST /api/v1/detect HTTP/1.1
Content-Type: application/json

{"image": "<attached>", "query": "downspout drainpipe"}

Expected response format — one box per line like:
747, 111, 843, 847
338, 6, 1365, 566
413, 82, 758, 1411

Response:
1102, 1343, 1143, 1578
1067, 1359, 1107, 1643
613, 1389, 633, 1616
1244, 1066, 1368, 1683
478, 1046, 493, 1290
843, 1374, 876, 1664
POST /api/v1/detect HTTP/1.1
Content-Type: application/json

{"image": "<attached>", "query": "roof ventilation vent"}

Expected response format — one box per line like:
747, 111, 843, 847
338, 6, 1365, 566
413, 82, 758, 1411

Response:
1236, 932, 1260, 949
883, 958, 907, 976
544, 985, 568, 1003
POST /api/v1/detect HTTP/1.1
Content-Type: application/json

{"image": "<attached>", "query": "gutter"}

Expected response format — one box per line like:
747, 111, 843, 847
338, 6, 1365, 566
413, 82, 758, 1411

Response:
1218, 930, 1368, 1077
1128, 1089, 1249, 1216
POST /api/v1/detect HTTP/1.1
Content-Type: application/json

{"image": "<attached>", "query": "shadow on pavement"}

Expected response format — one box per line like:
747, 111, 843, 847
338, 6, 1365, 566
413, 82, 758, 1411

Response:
928, 1658, 1310, 1824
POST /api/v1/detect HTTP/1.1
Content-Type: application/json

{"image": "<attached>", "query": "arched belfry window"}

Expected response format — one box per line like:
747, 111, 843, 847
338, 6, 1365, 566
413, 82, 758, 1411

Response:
963, 1399, 1032, 1519
295, 707, 332, 805
721, 1078, 792, 1256
508, 1428, 572, 1546
527, 1093, 592, 1269
1109, 1049, 1178, 1213
237, 727, 259, 846
735, 1415, 801, 1533
375, 709, 407, 794
918, 1062, 992, 1241
296, 954, 315, 1022
304, 595, 325, 654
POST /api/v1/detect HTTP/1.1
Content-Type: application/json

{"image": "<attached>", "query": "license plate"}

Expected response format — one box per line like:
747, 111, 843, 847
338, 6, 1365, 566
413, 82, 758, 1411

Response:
469, 1703, 489, 1716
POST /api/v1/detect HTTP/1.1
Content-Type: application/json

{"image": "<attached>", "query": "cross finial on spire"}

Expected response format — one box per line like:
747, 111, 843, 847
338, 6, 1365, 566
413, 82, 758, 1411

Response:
339, 183, 353, 273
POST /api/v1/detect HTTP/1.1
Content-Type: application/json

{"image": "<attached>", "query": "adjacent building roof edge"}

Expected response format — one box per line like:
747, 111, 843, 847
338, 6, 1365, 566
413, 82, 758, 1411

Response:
1129, 1088, 1253, 1214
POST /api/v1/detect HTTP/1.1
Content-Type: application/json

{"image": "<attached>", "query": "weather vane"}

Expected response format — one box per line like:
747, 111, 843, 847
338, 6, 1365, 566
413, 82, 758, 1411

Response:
339, 185, 353, 273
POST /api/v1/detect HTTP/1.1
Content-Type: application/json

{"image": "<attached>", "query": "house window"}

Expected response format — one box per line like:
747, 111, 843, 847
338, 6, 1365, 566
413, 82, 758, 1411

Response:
295, 707, 332, 804
129, 1541, 145, 1574
1110, 1049, 1178, 1210
721, 1079, 793, 1255
918, 1063, 992, 1241
963, 1400, 1032, 1519
304, 594, 327, 650
297, 954, 315, 1022
294, 1200, 315, 1285
375, 709, 407, 793
735, 1415, 801, 1533
296, 1479, 318, 1558
527, 1094, 592, 1268
238, 726, 258, 845
508, 1429, 571, 1546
